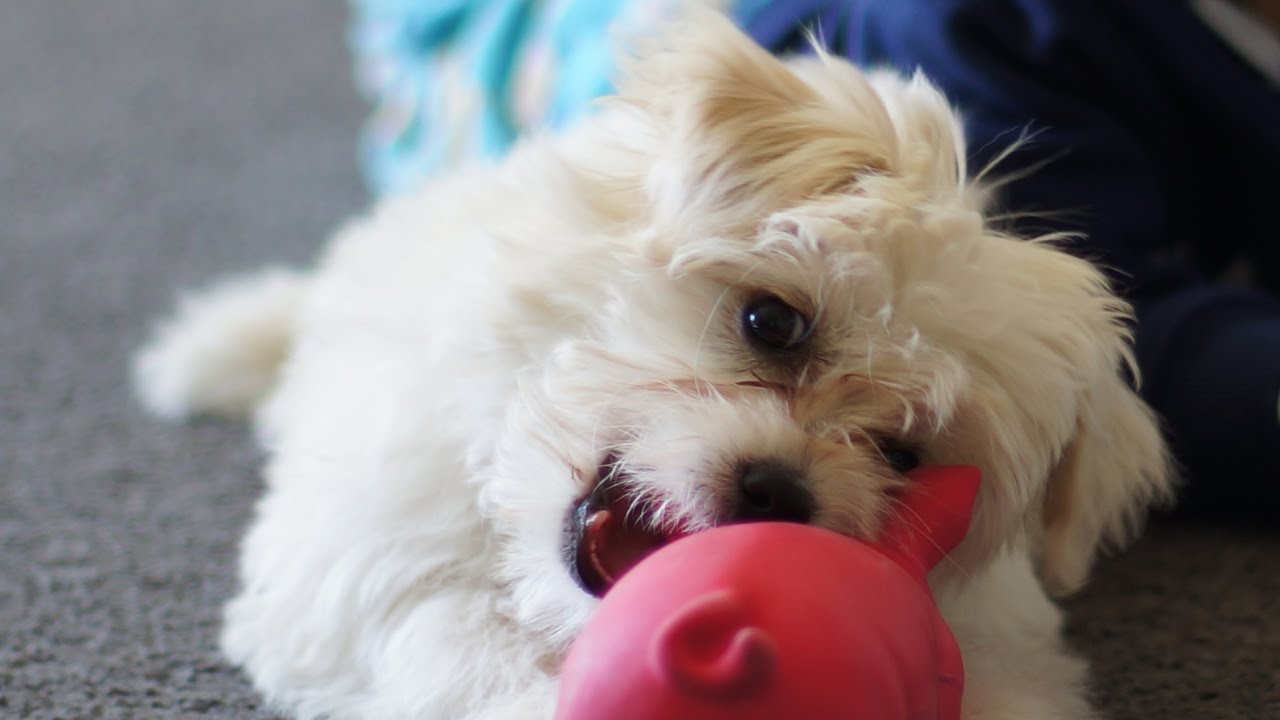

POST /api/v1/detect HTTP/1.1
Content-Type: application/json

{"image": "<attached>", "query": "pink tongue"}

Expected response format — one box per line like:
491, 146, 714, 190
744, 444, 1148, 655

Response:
582, 507, 671, 592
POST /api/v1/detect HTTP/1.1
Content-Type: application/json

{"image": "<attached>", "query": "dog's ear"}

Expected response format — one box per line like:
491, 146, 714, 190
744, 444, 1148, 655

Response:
1039, 331, 1174, 595
612, 10, 896, 242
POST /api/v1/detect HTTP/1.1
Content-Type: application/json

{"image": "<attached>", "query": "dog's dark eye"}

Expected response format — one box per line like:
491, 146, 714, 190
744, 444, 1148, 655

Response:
741, 295, 811, 351
880, 442, 921, 474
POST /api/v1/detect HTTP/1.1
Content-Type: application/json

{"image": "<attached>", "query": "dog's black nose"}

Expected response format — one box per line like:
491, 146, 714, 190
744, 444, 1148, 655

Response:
733, 462, 814, 523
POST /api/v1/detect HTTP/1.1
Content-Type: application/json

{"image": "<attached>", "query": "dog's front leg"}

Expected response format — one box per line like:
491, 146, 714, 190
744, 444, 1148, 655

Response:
940, 552, 1096, 720
468, 678, 558, 720
961, 668, 1095, 720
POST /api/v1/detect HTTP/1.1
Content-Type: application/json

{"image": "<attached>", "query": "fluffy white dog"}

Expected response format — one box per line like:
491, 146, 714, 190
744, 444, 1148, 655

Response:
136, 13, 1172, 720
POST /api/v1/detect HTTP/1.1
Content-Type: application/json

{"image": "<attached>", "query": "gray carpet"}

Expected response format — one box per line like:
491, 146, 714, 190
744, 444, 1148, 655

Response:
1, 2, 1276, 718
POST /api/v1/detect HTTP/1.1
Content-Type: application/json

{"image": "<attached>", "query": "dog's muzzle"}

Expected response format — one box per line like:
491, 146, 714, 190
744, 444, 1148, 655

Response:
565, 455, 815, 597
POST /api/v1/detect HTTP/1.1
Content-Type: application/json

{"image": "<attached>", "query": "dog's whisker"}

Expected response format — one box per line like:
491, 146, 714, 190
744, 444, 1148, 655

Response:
690, 253, 772, 377
692, 283, 738, 377
887, 498, 974, 583
588, 384, 639, 461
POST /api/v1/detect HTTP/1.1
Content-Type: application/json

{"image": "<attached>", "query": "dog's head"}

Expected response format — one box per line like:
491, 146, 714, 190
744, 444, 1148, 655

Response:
481, 14, 1172, 645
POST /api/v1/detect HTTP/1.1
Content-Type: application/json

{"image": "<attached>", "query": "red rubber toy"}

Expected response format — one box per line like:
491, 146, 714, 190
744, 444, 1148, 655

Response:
555, 465, 981, 720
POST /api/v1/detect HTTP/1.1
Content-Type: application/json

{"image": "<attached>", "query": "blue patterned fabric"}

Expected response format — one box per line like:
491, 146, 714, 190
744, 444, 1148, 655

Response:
351, 0, 775, 194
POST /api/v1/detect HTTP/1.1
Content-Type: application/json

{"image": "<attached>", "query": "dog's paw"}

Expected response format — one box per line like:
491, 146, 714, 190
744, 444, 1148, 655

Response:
133, 267, 307, 420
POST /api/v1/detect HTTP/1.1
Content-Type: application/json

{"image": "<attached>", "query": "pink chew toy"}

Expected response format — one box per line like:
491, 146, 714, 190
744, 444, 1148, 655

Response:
555, 464, 981, 720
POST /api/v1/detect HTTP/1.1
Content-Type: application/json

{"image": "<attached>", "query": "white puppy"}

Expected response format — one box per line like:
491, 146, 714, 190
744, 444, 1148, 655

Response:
136, 13, 1172, 720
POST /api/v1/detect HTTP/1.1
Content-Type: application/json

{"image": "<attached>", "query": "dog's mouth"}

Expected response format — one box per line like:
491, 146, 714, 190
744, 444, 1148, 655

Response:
567, 453, 692, 597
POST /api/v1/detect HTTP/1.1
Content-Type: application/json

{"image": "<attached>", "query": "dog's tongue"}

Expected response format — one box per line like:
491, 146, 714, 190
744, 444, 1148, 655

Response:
577, 498, 673, 596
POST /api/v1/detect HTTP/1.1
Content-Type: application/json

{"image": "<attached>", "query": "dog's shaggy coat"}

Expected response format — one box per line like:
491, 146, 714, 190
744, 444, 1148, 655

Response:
136, 14, 1172, 719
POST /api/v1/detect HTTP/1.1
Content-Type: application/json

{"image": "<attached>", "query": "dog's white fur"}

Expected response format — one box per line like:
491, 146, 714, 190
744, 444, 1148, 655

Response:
135, 14, 1172, 719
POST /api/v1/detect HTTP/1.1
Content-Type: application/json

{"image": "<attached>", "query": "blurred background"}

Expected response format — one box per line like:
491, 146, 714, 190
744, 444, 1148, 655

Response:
0, 2, 1275, 718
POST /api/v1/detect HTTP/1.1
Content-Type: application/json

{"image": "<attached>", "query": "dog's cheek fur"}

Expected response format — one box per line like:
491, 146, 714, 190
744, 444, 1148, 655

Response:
477, 282, 777, 640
